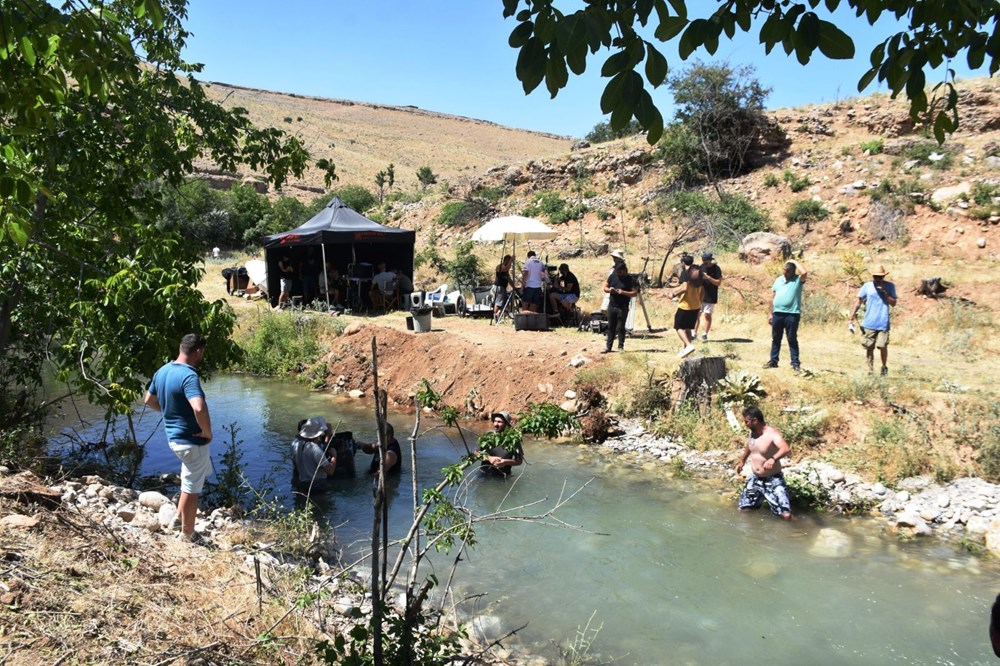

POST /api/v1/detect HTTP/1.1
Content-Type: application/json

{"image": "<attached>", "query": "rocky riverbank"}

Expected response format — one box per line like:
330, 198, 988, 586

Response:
601, 418, 1000, 557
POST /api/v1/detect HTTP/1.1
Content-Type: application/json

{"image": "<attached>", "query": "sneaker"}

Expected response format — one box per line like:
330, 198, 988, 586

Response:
701, 333, 708, 342
762, 361, 778, 369
880, 366, 888, 376
601, 348, 612, 354
177, 531, 208, 545
618, 346, 624, 351
678, 344, 696, 358
792, 365, 801, 374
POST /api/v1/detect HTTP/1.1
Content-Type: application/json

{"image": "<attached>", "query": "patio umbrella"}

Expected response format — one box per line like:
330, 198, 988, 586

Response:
471, 215, 557, 243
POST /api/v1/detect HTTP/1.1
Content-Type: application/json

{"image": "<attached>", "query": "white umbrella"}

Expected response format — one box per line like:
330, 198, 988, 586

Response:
471, 215, 557, 242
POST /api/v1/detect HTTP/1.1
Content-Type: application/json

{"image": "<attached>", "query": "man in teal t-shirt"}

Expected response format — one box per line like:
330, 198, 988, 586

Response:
764, 260, 807, 372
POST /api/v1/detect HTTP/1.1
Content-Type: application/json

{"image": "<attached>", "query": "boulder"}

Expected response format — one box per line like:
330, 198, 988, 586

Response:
138, 491, 171, 510
809, 528, 853, 558
985, 519, 1000, 558
930, 181, 971, 206
158, 503, 178, 529
738, 232, 791, 264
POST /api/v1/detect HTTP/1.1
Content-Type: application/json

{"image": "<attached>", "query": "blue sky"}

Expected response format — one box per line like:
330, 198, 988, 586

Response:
181, 1, 980, 138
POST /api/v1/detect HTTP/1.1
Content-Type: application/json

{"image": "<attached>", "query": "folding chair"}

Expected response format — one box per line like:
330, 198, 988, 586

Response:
370, 282, 400, 313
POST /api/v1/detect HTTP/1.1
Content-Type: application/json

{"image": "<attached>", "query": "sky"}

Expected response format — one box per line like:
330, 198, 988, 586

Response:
180, 1, 982, 139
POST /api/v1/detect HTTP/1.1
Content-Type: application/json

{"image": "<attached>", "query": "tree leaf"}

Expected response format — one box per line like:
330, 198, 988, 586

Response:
857, 67, 878, 92
556, 14, 587, 53
655, 16, 687, 41
600, 72, 627, 114
20, 36, 36, 67
508, 21, 534, 48
816, 20, 854, 59
601, 50, 629, 77
544, 56, 569, 98
644, 42, 668, 86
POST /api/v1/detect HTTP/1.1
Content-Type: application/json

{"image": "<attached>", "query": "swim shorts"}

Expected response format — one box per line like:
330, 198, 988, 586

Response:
738, 472, 792, 516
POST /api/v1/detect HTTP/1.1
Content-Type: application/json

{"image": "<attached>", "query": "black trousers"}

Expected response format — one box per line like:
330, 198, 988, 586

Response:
606, 305, 626, 350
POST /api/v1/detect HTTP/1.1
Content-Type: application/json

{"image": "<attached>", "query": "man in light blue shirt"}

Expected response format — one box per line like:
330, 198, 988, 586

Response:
849, 264, 898, 376
763, 260, 807, 372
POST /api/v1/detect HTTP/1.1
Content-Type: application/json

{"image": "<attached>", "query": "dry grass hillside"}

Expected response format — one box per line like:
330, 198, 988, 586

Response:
198, 81, 573, 198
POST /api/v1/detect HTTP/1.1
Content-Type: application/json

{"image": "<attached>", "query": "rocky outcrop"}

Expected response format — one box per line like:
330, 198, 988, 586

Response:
738, 232, 792, 264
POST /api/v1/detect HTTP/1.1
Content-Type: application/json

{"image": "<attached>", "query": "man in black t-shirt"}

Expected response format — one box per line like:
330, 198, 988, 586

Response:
695, 252, 723, 342
479, 412, 523, 478
548, 263, 581, 321
602, 264, 638, 353
359, 422, 402, 476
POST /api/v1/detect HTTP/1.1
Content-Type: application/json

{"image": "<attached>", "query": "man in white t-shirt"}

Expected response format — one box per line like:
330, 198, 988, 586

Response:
520, 251, 549, 313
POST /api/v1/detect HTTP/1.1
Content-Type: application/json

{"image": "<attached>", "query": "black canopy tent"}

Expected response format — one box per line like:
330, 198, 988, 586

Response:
262, 197, 415, 307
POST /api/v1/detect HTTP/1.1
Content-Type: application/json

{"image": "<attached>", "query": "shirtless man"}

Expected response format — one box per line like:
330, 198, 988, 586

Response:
734, 405, 794, 520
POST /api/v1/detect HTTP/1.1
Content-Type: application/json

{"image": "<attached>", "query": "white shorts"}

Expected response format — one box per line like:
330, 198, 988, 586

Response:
700, 302, 716, 314
280, 277, 292, 294
169, 442, 213, 494
554, 293, 579, 305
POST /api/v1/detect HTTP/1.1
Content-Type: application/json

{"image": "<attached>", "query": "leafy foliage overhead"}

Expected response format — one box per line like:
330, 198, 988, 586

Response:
0, 0, 309, 422
502, 0, 1000, 142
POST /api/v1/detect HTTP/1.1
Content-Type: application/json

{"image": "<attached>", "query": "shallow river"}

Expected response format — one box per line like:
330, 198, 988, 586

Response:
49, 375, 998, 664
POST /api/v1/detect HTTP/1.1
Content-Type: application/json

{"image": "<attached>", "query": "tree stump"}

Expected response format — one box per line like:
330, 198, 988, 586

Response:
917, 277, 946, 298
672, 356, 727, 412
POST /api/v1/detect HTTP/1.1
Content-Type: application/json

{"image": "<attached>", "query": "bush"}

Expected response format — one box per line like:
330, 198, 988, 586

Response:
664, 190, 770, 249
782, 169, 811, 193
654, 122, 702, 184
517, 402, 579, 438
445, 240, 484, 287
763, 172, 779, 188
865, 201, 909, 244
436, 200, 483, 227
235, 310, 326, 376
840, 249, 867, 287
524, 191, 588, 225
905, 141, 954, 170
332, 184, 378, 213
802, 291, 841, 324
585, 119, 643, 143
785, 199, 828, 227
859, 139, 884, 154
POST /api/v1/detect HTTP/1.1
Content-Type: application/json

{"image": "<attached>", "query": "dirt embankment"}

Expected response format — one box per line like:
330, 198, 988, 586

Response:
316, 320, 600, 417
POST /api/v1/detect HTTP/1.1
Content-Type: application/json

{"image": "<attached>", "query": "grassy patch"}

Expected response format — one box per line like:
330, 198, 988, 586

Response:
234, 310, 329, 377
785, 199, 828, 227
782, 169, 811, 192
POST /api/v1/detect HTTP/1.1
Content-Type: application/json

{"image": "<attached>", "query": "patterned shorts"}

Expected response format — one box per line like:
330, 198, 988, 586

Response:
738, 472, 792, 516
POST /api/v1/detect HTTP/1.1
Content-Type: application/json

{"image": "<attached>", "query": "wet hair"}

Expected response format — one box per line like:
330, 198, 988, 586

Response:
742, 405, 765, 424
558, 263, 569, 272
383, 423, 395, 438
686, 265, 703, 288
179, 334, 206, 355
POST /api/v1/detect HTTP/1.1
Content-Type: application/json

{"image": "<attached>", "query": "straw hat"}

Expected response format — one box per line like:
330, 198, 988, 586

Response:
870, 264, 889, 277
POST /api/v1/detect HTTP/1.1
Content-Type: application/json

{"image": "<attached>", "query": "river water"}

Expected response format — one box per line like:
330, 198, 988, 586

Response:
48, 375, 998, 664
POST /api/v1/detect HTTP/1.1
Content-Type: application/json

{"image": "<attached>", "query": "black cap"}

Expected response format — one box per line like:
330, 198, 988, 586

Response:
682, 255, 694, 266
702, 252, 713, 260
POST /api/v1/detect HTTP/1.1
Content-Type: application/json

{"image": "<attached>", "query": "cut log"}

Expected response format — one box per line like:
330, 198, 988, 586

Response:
672, 356, 727, 411
917, 277, 946, 297
0, 471, 62, 508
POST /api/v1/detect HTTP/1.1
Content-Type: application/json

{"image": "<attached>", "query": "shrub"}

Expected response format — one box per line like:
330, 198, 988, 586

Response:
865, 201, 909, 244
782, 169, 811, 193
716, 370, 767, 410
763, 172, 779, 188
332, 184, 378, 213
517, 402, 580, 438
840, 249, 867, 287
785, 199, 828, 226
802, 291, 841, 324
905, 141, 954, 170
585, 119, 643, 143
524, 191, 588, 225
664, 190, 770, 249
235, 310, 326, 376
859, 138, 884, 154
445, 240, 485, 287
436, 200, 483, 227
654, 122, 702, 184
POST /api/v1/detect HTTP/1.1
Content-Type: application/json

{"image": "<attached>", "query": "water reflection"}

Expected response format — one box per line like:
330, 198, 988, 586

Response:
47, 375, 999, 664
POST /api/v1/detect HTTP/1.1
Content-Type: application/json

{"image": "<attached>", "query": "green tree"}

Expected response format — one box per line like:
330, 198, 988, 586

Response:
416, 166, 438, 191
0, 0, 310, 433
332, 184, 378, 212
666, 60, 771, 183
503, 0, 1000, 142
375, 170, 388, 204
585, 118, 644, 143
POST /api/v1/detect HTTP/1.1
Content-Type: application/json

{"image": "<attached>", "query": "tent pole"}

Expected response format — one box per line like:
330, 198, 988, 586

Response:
321, 243, 330, 308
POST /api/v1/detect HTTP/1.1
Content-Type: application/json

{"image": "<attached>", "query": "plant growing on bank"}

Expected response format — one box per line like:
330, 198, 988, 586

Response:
517, 402, 580, 438
524, 191, 589, 225
234, 310, 327, 376
859, 138, 884, 154
716, 371, 767, 411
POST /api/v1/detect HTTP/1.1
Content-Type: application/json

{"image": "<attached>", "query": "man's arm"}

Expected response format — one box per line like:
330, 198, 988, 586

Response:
878, 282, 898, 307
618, 280, 638, 298
791, 260, 807, 282
703, 270, 722, 287
762, 429, 791, 472
849, 295, 864, 321
768, 289, 778, 325
143, 391, 161, 412
321, 452, 337, 477
603, 278, 613, 294
735, 443, 750, 474
189, 396, 212, 443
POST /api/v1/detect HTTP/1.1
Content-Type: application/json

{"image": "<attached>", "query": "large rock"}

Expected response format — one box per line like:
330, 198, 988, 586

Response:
985, 519, 1000, 558
138, 491, 171, 510
930, 181, 971, 206
738, 232, 791, 264
809, 528, 853, 558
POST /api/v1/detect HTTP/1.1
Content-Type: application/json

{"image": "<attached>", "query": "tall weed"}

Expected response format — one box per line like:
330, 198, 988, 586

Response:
236, 310, 327, 376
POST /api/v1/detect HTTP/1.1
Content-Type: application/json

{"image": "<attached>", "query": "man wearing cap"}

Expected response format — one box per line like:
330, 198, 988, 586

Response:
144, 334, 213, 541
291, 417, 338, 491
694, 252, 723, 342
764, 260, 807, 372
480, 412, 524, 478
521, 251, 549, 313
603, 263, 638, 353
849, 264, 897, 376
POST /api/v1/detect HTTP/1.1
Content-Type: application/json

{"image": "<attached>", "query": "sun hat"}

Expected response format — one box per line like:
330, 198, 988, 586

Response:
491, 411, 512, 427
871, 264, 888, 277
298, 416, 330, 439
610, 249, 625, 260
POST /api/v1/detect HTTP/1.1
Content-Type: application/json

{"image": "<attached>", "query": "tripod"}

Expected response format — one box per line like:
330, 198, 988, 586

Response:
492, 288, 522, 325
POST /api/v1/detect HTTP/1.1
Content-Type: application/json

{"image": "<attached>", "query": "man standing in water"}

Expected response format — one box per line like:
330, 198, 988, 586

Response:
144, 334, 213, 541
735, 405, 793, 520
480, 412, 524, 478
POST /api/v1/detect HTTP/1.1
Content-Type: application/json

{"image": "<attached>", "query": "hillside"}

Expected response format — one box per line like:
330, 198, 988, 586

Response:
197, 81, 573, 199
